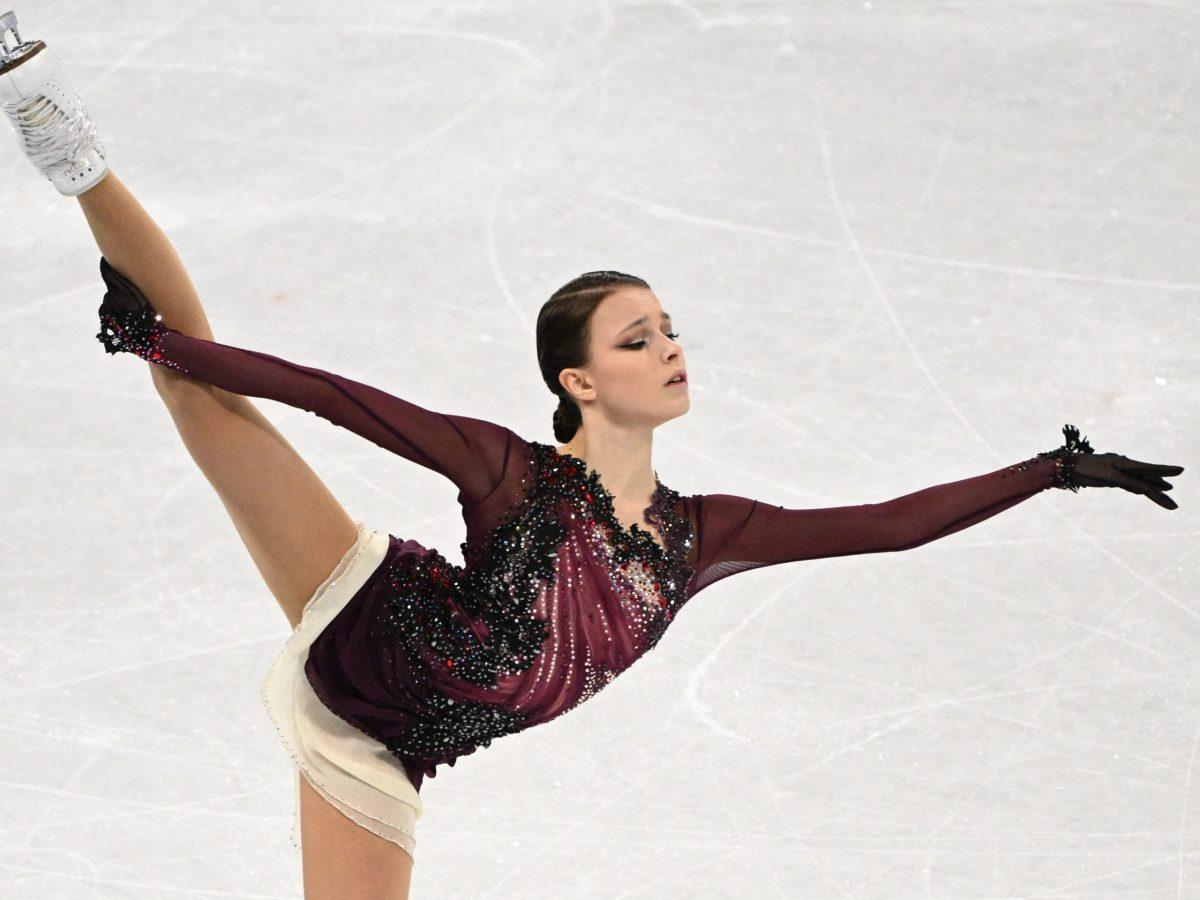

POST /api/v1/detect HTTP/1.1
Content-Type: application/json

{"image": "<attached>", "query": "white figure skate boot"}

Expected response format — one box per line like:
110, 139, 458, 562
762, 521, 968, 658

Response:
0, 10, 108, 196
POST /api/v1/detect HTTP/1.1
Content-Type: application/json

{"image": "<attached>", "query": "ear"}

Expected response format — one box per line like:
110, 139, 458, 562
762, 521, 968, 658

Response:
559, 368, 595, 402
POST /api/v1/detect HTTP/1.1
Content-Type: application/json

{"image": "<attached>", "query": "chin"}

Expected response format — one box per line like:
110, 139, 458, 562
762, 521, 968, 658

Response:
658, 401, 690, 424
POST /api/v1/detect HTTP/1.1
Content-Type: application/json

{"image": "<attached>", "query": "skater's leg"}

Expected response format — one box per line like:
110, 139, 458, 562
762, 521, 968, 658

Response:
76, 170, 360, 629
77, 169, 219, 403
154, 382, 361, 630
299, 773, 414, 900
4, 13, 361, 628
76, 169, 215, 354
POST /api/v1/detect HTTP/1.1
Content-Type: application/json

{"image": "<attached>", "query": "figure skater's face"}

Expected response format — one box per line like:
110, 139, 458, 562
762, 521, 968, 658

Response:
558, 286, 689, 431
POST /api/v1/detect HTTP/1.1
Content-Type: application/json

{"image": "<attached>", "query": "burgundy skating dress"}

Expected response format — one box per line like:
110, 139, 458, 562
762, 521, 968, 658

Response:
94, 256, 1092, 859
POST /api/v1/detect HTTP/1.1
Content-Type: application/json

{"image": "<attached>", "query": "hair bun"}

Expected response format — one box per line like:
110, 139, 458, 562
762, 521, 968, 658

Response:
552, 395, 581, 443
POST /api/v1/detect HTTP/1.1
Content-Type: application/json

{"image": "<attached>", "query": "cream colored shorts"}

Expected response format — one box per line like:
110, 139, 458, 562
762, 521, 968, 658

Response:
259, 519, 424, 859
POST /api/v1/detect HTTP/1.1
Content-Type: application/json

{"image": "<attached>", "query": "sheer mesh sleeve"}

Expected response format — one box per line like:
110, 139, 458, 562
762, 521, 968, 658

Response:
94, 256, 517, 506
688, 451, 1082, 596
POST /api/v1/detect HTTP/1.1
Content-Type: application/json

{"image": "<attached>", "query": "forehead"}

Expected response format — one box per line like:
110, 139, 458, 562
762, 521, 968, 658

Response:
594, 286, 663, 323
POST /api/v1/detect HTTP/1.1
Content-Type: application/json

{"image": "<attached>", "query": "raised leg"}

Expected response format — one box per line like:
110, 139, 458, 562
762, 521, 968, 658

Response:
76, 171, 214, 341
78, 169, 360, 629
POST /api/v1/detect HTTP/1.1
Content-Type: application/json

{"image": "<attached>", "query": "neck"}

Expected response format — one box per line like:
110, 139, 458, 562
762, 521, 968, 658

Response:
556, 430, 657, 506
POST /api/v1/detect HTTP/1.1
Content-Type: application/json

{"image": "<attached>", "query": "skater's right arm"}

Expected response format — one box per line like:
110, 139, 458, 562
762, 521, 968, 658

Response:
95, 256, 520, 506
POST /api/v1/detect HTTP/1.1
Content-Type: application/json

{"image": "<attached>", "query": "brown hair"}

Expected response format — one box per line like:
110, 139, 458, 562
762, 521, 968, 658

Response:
536, 270, 652, 443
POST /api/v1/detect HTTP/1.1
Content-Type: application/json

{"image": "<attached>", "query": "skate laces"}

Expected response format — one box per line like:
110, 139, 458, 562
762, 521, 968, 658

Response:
3, 84, 100, 174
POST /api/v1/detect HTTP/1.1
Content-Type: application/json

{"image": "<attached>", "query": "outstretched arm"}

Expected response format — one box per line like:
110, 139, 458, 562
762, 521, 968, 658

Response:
687, 435, 1089, 596
96, 254, 519, 506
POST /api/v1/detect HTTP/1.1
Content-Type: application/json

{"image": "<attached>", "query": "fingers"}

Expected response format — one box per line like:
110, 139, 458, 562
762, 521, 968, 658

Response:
1117, 459, 1182, 500
1119, 468, 1176, 491
1142, 485, 1177, 510
1116, 457, 1185, 475
1139, 475, 1174, 490
1113, 471, 1179, 510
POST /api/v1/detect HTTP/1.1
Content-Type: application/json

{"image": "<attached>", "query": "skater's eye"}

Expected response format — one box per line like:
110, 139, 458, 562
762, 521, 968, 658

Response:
623, 332, 680, 350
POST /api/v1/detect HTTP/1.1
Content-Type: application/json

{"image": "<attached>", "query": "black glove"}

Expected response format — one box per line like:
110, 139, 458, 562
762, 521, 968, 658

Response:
1039, 423, 1184, 510
95, 255, 162, 357
1073, 452, 1184, 510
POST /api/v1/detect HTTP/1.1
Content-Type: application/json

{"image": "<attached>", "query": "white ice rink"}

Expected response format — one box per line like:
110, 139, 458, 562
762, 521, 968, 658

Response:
1, 1, 1197, 897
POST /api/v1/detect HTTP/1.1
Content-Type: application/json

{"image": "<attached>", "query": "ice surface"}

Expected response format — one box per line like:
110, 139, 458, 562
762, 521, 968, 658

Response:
0, 1, 1196, 896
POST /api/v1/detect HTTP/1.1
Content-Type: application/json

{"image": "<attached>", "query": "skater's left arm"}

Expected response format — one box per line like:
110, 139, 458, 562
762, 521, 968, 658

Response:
685, 428, 1183, 596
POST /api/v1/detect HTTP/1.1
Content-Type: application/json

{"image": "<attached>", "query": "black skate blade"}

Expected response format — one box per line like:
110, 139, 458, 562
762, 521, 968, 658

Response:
0, 39, 44, 77
0, 9, 45, 75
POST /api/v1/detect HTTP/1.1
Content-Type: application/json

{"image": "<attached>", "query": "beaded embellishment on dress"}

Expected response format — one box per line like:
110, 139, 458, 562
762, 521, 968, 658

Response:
1005, 423, 1095, 492
533, 442, 696, 652
95, 257, 185, 368
373, 440, 696, 763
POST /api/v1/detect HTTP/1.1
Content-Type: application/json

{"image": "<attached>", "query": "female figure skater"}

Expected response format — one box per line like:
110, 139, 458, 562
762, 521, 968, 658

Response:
1, 14, 1185, 899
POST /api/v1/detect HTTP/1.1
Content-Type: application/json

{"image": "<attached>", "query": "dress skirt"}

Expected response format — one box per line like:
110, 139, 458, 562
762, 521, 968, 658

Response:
259, 518, 425, 859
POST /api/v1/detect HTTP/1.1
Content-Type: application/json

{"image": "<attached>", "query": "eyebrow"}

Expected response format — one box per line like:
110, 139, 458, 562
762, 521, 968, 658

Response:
618, 312, 672, 335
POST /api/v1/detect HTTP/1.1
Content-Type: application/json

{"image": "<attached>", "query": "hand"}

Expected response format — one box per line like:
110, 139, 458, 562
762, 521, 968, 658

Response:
1072, 453, 1185, 510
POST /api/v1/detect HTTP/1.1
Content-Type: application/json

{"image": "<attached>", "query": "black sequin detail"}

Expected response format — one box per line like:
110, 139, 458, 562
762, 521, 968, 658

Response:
374, 440, 695, 762
529, 442, 695, 651
375, 483, 553, 759
1006, 423, 1095, 492
96, 304, 175, 360
94, 256, 188, 373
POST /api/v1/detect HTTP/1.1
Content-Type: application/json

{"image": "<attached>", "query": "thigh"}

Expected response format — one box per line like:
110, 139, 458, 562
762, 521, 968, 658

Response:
298, 771, 414, 900
158, 386, 360, 629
